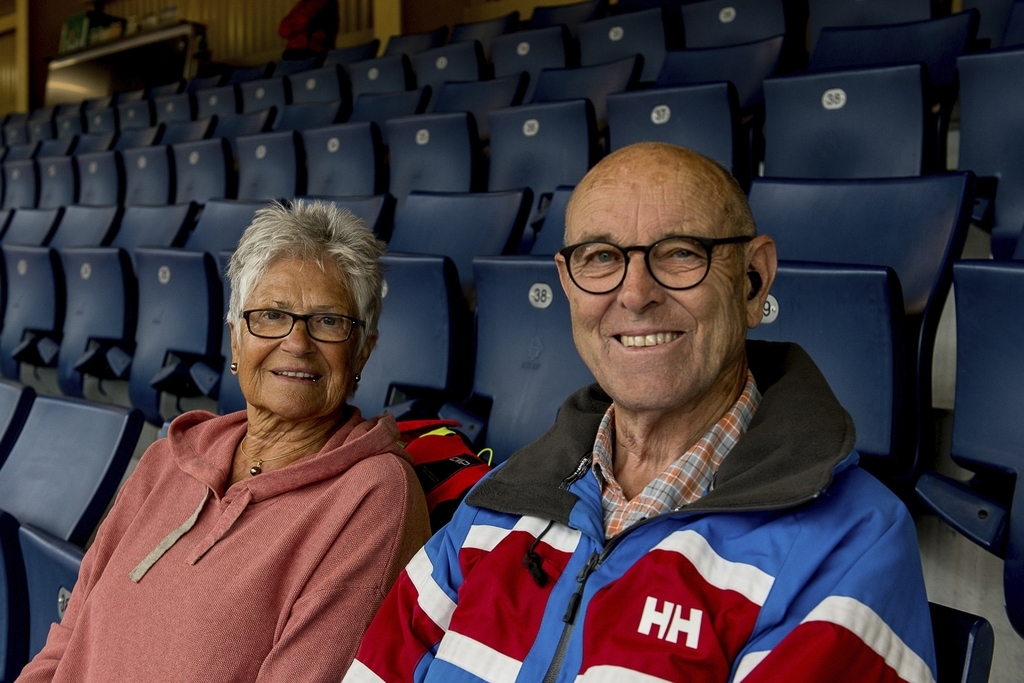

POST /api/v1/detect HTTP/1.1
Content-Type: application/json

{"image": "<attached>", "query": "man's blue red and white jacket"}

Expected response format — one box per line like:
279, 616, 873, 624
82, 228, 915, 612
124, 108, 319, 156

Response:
346, 342, 937, 683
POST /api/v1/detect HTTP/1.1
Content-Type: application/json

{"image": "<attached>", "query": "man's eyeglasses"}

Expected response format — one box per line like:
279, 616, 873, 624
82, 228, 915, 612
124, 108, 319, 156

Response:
559, 235, 753, 295
242, 309, 365, 343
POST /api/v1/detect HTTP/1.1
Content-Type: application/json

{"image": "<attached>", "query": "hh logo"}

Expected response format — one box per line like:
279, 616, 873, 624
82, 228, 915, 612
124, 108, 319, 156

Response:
637, 596, 702, 649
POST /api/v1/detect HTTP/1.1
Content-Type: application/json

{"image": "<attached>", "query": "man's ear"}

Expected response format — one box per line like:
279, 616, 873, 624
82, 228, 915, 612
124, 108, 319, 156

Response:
745, 235, 778, 329
555, 253, 574, 298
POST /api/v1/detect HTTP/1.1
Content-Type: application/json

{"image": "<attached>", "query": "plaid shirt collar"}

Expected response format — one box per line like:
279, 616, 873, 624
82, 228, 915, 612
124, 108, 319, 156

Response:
592, 371, 761, 539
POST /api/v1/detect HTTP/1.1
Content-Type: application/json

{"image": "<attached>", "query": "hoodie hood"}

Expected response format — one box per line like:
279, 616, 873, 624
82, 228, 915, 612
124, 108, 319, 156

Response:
129, 407, 408, 582
465, 341, 857, 524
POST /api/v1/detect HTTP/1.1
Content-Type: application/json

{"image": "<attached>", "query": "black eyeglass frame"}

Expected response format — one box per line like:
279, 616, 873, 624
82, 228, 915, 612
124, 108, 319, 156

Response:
241, 308, 366, 343
558, 234, 754, 294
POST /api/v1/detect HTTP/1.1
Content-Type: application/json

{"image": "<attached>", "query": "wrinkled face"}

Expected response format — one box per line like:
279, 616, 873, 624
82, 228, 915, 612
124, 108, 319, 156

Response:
556, 155, 752, 417
230, 258, 372, 424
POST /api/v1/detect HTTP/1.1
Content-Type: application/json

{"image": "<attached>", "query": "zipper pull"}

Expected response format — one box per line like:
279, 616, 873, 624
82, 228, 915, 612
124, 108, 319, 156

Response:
562, 552, 600, 624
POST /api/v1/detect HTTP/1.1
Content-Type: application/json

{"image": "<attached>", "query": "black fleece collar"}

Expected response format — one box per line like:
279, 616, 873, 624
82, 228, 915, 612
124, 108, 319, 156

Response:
465, 341, 856, 525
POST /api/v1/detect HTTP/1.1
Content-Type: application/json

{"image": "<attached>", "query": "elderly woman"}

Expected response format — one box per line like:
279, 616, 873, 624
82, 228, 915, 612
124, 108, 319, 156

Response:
18, 201, 431, 682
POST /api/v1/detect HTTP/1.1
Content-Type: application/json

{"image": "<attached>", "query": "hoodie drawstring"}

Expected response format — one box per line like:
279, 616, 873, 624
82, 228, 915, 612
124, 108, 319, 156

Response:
129, 491, 210, 582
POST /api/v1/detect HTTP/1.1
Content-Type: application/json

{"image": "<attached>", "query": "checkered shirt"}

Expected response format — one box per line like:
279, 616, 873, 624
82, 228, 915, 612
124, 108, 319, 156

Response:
592, 371, 761, 539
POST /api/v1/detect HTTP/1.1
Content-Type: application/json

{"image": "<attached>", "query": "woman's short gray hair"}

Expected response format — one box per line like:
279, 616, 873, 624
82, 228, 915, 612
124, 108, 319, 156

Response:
226, 200, 386, 350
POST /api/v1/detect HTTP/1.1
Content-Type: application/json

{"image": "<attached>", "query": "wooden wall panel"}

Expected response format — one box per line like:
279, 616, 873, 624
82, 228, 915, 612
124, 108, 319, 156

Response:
104, 0, 374, 65
0, 31, 18, 115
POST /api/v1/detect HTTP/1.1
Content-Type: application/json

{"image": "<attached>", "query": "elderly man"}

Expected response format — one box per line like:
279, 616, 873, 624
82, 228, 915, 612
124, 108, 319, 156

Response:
345, 143, 937, 682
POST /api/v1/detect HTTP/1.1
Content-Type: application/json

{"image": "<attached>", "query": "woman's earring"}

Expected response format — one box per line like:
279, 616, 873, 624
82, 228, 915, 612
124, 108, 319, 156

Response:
354, 374, 361, 383
230, 362, 238, 374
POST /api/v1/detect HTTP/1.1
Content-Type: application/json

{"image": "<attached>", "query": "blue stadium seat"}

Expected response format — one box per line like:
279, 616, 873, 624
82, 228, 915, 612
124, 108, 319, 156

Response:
529, 185, 574, 255
346, 54, 416, 97
36, 138, 73, 157
301, 122, 383, 198
930, 602, 995, 683
531, 56, 642, 130
83, 107, 117, 134
0, 246, 65, 377
492, 25, 572, 102
383, 26, 449, 56
153, 92, 195, 124
0, 381, 32, 470
386, 113, 480, 211
57, 245, 137, 396
607, 82, 744, 184
450, 11, 519, 60
171, 138, 233, 204
236, 130, 303, 201
114, 88, 146, 104
323, 39, 381, 67
113, 124, 163, 151
75, 150, 123, 206
748, 172, 975, 478
410, 41, 487, 110
239, 76, 289, 114
2, 119, 26, 146
763, 64, 928, 178
54, 111, 84, 140
351, 253, 470, 418
807, 0, 932, 52
348, 88, 429, 145
965, 0, 1017, 47
680, 0, 786, 49
130, 248, 222, 425
488, 99, 598, 221
915, 259, 1024, 637
388, 190, 532, 295
27, 109, 55, 144
194, 84, 240, 119
148, 80, 184, 98
19, 525, 84, 660
72, 131, 114, 154
54, 205, 195, 395
467, 256, 595, 462
272, 101, 342, 132
48, 204, 120, 249
577, 8, 667, 82
211, 108, 276, 157
111, 202, 196, 252
287, 65, 350, 110
272, 55, 321, 77
36, 155, 77, 208
809, 12, 978, 113
184, 198, 267, 257
748, 263, 908, 465
315, 194, 396, 239
160, 117, 215, 146
956, 47, 1024, 257
432, 75, 527, 139
121, 145, 174, 205
82, 95, 113, 111
186, 73, 225, 92
2, 160, 38, 210
213, 249, 243, 417
1, 208, 62, 246
1005, 0, 1024, 46
227, 62, 273, 85
656, 36, 783, 112
117, 99, 155, 130
0, 395, 141, 677
1, 143, 36, 162
529, 0, 607, 34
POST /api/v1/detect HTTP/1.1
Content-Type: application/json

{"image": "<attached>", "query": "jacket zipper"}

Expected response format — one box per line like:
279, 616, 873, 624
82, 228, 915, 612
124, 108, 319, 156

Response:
540, 551, 600, 683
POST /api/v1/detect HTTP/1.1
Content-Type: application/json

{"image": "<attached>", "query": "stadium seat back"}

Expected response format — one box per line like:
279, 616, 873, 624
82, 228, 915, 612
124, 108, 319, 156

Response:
386, 113, 480, 209
450, 11, 519, 60
411, 41, 487, 110
531, 55, 642, 129
121, 145, 174, 206
471, 256, 595, 463
194, 84, 240, 119
492, 25, 572, 102
383, 26, 449, 56
76, 150, 124, 206
37, 155, 78, 208
433, 75, 527, 139
807, 0, 932, 52
1, 207, 62, 246
48, 204, 120, 250
763, 64, 927, 179
0, 246, 65, 378
529, 0, 608, 34
578, 8, 667, 81
346, 54, 416, 97
323, 39, 381, 67
239, 77, 289, 114
348, 88, 430, 145
302, 122, 383, 198
236, 130, 304, 201
172, 138, 233, 205
153, 92, 195, 124
2, 160, 38, 210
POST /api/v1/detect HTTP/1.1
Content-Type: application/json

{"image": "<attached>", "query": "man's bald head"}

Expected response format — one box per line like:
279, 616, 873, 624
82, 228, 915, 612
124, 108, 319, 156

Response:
564, 143, 756, 246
